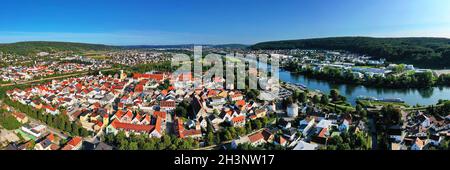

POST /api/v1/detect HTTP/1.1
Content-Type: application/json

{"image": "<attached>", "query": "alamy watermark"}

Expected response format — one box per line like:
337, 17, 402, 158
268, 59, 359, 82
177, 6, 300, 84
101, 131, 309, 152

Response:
171, 46, 280, 94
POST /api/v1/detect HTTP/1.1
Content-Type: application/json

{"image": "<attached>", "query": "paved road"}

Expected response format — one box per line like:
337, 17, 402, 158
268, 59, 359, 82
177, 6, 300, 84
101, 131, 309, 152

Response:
368, 117, 378, 150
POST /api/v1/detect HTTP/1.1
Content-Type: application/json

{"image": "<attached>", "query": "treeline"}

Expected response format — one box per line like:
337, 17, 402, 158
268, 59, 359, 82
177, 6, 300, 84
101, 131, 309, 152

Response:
2, 97, 90, 137
426, 100, 450, 117
103, 131, 199, 150
251, 37, 450, 69
0, 41, 118, 56
130, 61, 176, 73
288, 64, 439, 88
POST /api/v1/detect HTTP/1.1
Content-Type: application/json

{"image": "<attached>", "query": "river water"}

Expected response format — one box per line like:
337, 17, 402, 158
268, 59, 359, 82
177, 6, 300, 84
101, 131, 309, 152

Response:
253, 59, 450, 106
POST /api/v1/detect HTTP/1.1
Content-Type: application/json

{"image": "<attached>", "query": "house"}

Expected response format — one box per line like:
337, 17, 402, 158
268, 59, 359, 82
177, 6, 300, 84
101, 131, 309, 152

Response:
411, 137, 425, 150
388, 125, 404, 143
231, 115, 246, 127
428, 135, 443, 146
21, 124, 46, 139
283, 128, 298, 141
417, 114, 431, 128
311, 128, 328, 145
210, 96, 226, 106
278, 119, 291, 130
230, 93, 243, 101
254, 109, 267, 118
248, 129, 274, 146
153, 111, 167, 122
174, 118, 202, 139
293, 141, 318, 150
12, 112, 28, 124
149, 117, 163, 138
106, 119, 155, 136
34, 138, 53, 150
182, 129, 202, 139
160, 100, 176, 111
274, 136, 287, 146
44, 105, 59, 115
339, 119, 350, 132
286, 103, 299, 117
61, 136, 83, 150
198, 116, 208, 129
299, 116, 315, 136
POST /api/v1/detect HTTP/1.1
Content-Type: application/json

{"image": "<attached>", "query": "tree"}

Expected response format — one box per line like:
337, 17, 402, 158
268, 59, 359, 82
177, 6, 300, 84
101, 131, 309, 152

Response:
330, 89, 340, 101
246, 121, 252, 133
71, 124, 79, 136
312, 95, 320, 104
381, 105, 402, 125
128, 142, 138, 150
320, 95, 329, 105
118, 140, 129, 150
206, 132, 215, 146
296, 91, 307, 103
80, 128, 89, 137
143, 141, 156, 150
65, 121, 72, 133
223, 130, 233, 141
356, 104, 363, 113
162, 135, 172, 149
175, 106, 188, 118
46, 114, 53, 126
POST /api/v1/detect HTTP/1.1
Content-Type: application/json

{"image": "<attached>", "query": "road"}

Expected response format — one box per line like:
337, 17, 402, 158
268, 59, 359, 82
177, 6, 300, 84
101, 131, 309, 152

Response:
368, 117, 378, 150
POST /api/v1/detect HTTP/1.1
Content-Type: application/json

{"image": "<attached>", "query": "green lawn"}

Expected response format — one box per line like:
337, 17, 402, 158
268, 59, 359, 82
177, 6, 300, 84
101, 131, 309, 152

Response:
357, 100, 409, 108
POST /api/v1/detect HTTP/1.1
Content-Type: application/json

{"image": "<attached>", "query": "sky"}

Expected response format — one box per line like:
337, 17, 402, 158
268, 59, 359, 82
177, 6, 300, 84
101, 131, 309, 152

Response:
0, 0, 449, 45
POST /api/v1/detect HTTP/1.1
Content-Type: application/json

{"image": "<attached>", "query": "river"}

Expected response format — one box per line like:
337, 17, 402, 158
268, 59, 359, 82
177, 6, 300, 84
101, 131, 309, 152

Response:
253, 59, 450, 106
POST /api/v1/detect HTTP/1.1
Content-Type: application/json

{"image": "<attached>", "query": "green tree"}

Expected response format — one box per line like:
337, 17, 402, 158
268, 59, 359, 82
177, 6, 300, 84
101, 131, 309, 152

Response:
330, 89, 340, 102
312, 95, 320, 104
128, 142, 138, 150
320, 95, 329, 105
295, 91, 307, 103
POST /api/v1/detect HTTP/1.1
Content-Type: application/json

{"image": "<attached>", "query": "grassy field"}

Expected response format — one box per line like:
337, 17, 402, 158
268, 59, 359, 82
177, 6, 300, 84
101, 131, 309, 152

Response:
357, 100, 409, 108
84, 51, 110, 60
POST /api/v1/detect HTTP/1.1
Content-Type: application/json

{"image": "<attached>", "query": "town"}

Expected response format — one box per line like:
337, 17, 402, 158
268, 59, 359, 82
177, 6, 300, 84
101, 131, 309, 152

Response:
1, 48, 449, 151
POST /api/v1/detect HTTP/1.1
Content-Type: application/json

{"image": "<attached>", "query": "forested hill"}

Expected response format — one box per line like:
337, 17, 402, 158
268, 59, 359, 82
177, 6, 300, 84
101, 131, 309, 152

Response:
0, 41, 117, 55
251, 37, 450, 69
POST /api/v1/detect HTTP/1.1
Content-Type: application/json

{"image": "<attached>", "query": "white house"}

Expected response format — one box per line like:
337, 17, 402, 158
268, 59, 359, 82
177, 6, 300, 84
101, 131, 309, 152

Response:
293, 141, 318, 150
287, 103, 299, 117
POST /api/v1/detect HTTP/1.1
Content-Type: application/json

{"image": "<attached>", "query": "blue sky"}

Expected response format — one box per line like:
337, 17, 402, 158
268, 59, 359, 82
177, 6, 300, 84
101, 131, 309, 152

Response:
0, 0, 449, 45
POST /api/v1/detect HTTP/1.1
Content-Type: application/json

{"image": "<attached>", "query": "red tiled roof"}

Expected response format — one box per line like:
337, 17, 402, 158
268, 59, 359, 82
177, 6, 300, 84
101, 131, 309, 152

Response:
67, 136, 82, 147
160, 100, 175, 108
115, 110, 124, 118
111, 119, 154, 133
318, 128, 328, 138
231, 115, 245, 123
154, 117, 162, 133
153, 111, 167, 119
182, 129, 202, 137
249, 132, 265, 143
236, 100, 246, 107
